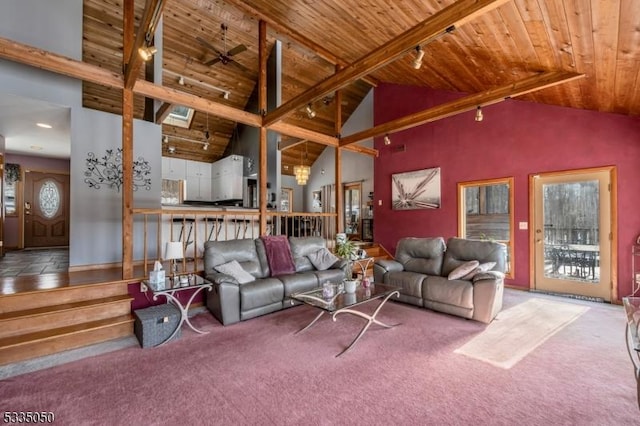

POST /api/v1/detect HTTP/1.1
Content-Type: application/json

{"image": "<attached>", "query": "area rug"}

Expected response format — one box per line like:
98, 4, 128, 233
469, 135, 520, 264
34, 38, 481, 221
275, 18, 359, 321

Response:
454, 297, 589, 369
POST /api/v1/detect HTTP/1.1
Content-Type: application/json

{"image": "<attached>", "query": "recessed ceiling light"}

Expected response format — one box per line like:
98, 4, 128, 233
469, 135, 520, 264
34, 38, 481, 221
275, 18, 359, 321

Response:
30, 145, 44, 151
36, 123, 52, 129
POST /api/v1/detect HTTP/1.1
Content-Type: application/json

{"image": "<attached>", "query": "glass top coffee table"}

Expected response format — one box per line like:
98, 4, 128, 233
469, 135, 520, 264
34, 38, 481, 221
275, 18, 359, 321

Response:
290, 282, 401, 357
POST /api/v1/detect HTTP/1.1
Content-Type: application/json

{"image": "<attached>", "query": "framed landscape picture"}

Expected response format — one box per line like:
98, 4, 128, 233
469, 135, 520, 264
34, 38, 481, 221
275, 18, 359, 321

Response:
392, 167, 441, 210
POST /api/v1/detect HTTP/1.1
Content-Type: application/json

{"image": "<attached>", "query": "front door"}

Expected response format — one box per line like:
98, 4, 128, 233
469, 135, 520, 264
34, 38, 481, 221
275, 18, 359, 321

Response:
24, 171, 70, 248
532, 168, 614, 301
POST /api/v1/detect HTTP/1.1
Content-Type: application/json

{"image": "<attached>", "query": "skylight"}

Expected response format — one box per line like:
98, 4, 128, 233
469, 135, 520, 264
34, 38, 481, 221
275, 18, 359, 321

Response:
163, 106, 194, 129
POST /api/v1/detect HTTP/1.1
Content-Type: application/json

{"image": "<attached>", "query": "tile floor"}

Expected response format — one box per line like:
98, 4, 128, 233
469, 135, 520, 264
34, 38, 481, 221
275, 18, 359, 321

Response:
0, 248, 69, 277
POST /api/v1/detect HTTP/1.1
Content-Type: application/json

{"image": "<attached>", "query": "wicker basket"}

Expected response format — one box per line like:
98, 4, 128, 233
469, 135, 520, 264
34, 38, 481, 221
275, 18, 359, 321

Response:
134, 304, 181, 348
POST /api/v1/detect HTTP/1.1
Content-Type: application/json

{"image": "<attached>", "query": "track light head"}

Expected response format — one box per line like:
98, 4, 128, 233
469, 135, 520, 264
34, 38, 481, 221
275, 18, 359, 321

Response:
138, 44, 157, 61
168, 146, 176, 154
163, 135, 169, 144
178, 76, 185, 85
412, 46, 425, 70
223, 91, 230, 100
305, 104, 316, 119
384, 134, 391, 145
203, 142, 209, 151
475, 106, 484, 122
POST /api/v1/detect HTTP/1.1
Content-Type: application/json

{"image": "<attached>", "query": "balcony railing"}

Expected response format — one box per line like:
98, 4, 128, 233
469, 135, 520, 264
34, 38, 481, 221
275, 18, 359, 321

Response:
132, 208, 338, 276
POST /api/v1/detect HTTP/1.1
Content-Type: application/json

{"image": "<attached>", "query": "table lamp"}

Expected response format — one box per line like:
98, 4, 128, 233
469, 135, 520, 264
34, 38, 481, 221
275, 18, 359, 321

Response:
164, 241, 184, 284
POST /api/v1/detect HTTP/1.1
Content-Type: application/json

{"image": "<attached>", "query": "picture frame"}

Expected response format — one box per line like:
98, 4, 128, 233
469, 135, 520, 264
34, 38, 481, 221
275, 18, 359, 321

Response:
392, 167, 441, 210
312, 190, 322, 210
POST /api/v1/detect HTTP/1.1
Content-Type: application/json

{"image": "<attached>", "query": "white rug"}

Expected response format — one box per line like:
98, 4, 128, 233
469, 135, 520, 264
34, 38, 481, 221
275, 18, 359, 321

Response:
454, 298, 589, 369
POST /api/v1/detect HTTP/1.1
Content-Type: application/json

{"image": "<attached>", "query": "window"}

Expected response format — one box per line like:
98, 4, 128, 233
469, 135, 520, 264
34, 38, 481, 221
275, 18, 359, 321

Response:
458, 177, 514, 277
163, 106, 195, 129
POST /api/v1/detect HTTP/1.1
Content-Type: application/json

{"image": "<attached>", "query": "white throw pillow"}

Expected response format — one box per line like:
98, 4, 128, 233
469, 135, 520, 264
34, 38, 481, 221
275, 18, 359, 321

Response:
214, 260, 254, 284
461, 261, 497, 280
447, 260, 480, 280
307, 247, 339, 271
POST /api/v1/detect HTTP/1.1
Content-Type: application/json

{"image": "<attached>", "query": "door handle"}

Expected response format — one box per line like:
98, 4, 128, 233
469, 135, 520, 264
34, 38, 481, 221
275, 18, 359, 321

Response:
24, 201, 31, 215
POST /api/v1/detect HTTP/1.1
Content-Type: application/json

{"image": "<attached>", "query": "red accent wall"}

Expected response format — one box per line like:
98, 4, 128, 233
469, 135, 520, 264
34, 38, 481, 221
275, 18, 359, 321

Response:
373, 83, 640, 297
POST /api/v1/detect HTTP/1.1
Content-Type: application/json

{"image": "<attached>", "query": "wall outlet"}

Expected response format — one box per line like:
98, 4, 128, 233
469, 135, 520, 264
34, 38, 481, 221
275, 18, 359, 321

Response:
378, 199, 382, 206
519, 221, 528, 230
140, 282, 148, 292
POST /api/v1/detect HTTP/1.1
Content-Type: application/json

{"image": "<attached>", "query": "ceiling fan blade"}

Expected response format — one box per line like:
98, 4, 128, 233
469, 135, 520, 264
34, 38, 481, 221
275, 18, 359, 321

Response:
226, 44, 247, 57
196, 36, 223, 56
204, 56, 222, 66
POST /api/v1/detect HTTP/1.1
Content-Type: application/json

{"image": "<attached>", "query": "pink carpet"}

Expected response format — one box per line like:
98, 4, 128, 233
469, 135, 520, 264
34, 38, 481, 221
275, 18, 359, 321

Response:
1, 290, 637, 425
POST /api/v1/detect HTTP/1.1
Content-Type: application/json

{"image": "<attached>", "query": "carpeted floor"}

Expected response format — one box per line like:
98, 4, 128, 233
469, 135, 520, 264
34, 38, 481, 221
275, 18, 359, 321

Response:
0, 289, 636, 425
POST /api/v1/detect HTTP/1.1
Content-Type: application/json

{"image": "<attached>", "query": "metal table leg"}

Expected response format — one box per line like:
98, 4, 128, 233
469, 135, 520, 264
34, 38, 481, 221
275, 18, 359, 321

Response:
332, 290, 400, 357
152, 284, 212, 346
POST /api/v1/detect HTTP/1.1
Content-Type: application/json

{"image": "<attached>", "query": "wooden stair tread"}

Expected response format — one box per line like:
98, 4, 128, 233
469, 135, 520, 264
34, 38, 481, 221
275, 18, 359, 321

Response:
0, 314, 134, 349
0, 295, 132, 321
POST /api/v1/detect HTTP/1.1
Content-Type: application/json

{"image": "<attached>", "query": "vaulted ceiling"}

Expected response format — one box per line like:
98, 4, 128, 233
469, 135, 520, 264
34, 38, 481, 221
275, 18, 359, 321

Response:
81, 0, 640, 175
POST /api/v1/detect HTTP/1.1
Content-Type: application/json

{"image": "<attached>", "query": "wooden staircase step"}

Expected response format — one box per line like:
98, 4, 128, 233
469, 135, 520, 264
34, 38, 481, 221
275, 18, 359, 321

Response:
0, 314, 134, 365
0, 281, 130, 314
0, 295, 133, 339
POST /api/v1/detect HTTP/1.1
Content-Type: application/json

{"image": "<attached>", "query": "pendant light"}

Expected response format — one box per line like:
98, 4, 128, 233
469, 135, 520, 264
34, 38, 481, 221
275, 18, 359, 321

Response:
294, 143, 310, 185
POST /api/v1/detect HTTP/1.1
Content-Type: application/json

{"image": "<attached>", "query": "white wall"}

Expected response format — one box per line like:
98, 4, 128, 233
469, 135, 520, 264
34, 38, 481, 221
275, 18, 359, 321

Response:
304, 89, 374, 213
0, 0, 163, 267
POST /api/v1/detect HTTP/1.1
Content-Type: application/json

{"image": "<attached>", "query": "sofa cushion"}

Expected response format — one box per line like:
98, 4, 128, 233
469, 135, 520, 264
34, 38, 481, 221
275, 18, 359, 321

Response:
204, 239, 265, 279
447, 260, 479, 280
215, 260, 255, 284
423, 275, 474, 310
386, 271, 427, 299
261, 235, 296, 276
307, 247, 339, 271
279, 273, 319, 298
395, 237, 446, 276
441, 237, 506, 277
240, 278, 284, 311
289, 236, 328, 272
462, 261, 497, 280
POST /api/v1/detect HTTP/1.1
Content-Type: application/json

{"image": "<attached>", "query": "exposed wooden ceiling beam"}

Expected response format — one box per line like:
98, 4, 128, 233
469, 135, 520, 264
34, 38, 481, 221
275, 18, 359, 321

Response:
279, 139, 307, 151
343, 143, 378, 157
134, 80, 262, 127
263, 0, 510, 127
223, 0, 378, 88
0, 35, 378, 157
155, 102, 174, 124
0, 36, 122, 88
340, 70, 585, 146
124, 0, 167, 89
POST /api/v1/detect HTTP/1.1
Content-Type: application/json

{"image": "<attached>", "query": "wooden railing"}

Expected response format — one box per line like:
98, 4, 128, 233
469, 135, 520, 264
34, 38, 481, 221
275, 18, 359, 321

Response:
132, 208, 338, 276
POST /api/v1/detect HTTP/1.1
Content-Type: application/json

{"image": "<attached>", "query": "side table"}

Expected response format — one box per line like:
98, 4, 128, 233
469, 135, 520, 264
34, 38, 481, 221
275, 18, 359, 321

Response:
142, 275, 213, 345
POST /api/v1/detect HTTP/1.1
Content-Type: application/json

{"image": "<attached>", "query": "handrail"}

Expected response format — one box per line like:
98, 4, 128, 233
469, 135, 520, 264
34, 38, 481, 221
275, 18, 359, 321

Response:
132, 207, 338, 276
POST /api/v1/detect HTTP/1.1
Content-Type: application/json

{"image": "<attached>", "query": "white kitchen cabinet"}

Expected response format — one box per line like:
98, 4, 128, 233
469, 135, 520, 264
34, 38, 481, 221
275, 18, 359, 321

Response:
211, 156, 244, 201
162, 157, 187, 180
185, 160, 212, 179
184, 160, 213, 201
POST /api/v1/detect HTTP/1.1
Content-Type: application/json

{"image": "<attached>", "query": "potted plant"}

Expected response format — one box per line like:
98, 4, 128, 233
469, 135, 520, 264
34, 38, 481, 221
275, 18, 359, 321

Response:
335, 238, 358, 293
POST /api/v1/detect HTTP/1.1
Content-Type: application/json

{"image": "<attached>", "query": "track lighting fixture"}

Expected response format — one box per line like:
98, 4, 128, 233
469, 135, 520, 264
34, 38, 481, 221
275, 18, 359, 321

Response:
163, 135, 169, 144
384, 134, 391, 145
412, 46, 425, 70
223, 91, 230, 100
305, 104, 316, 119
475, 106, 484, 122
203, 142, 209, 151
178, 76, 185, 85
138, 43, 157, 61
168, 146, 176, 154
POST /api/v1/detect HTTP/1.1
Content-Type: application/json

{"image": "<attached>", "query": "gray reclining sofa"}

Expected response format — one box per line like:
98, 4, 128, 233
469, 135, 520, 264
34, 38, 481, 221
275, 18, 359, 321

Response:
374, 237, 507, 323
204, 236, 346, 325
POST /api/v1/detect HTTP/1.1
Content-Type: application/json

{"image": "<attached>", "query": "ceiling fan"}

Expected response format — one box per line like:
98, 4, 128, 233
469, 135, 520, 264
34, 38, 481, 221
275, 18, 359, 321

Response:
197, 24, 248, 72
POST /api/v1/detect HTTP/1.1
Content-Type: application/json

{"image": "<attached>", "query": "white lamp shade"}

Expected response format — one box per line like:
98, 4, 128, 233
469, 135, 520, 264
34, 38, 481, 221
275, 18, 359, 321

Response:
164, 241, 184, 260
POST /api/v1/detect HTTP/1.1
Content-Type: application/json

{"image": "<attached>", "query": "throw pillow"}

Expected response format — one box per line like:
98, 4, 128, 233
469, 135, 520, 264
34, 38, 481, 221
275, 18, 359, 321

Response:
214, 260, 254, 284
461, 261, 497, 280
307, 247, 339, 271
261, 235, 296, 276
447, 260, 480, 280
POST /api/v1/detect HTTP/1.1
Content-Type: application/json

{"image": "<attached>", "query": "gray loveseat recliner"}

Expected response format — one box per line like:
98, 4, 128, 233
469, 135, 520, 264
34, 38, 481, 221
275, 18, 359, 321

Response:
374, 237, 507, 323
204, 236, 346, 325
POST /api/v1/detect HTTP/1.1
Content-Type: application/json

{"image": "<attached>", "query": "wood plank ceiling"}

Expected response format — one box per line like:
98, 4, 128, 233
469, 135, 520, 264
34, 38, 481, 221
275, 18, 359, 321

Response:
82, 0, 640, 175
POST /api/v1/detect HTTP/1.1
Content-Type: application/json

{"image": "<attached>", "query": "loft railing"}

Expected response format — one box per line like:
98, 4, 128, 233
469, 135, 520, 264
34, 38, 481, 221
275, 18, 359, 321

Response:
132, 208, 338, 276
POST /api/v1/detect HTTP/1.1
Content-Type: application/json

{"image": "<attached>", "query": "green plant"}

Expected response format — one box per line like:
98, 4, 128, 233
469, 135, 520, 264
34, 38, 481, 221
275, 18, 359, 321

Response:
335, 239, 357, 280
